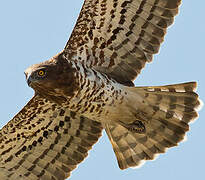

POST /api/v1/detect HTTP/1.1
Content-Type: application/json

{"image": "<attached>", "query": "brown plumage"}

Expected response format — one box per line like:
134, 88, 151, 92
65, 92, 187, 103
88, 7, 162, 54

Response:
0, 95, 103, 179
105, 82, 200, 169
0, 0, 202, 179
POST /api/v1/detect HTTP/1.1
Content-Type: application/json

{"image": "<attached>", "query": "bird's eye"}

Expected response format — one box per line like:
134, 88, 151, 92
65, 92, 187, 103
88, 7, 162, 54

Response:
37, 70, 46, 77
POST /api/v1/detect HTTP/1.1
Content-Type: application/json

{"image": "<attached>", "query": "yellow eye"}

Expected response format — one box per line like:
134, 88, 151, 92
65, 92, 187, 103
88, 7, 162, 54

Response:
38, 70, 46, 77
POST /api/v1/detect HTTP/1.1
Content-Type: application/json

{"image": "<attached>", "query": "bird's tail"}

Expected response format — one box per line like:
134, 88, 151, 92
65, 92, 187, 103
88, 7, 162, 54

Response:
104, 82, 202, 170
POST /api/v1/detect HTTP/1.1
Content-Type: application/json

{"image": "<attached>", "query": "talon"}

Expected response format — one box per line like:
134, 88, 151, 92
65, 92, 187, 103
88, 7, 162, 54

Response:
119, 120, 146, 134
131, 120, 146, 133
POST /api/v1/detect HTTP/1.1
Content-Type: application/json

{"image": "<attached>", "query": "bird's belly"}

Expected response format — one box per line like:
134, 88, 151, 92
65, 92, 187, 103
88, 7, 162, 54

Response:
78, 90, 140, 125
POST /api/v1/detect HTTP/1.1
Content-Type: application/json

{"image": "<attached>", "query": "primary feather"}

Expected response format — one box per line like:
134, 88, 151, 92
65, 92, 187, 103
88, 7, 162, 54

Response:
0, 0, 202, 179
0, 95, 103, 179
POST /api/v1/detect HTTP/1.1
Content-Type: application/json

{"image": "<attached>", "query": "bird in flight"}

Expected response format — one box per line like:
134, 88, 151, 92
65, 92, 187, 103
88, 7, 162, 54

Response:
0, 0, 202, 179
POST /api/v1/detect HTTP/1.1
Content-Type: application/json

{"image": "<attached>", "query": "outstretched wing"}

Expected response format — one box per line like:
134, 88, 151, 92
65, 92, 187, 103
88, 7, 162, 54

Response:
0, 95, 103, 180
64, 0, 181, 85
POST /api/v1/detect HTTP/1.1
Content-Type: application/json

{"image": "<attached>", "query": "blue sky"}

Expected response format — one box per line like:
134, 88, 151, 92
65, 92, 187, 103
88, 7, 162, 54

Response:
0, 1, 204, 179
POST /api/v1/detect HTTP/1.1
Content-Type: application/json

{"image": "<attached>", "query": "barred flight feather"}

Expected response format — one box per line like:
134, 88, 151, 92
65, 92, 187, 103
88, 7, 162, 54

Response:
0, 0, 202, 179
65, 0, 182, 85
105, 82, 201, 170
0, 95, 103, 179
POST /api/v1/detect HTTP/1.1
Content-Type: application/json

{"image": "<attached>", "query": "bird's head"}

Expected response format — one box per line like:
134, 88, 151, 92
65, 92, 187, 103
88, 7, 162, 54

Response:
24, 53, 78, 103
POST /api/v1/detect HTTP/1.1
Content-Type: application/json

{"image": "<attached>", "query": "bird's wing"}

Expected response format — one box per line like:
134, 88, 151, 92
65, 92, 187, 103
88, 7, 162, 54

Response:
0, 95, 103, 180
64, 0, 181, 85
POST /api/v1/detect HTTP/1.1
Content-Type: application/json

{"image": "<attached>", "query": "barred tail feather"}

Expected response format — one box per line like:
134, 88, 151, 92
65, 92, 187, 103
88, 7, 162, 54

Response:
105, 82, 202, 170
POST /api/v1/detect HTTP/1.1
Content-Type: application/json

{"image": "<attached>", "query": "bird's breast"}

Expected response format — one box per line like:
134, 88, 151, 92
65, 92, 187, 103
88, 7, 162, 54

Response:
61, 62, 130, 123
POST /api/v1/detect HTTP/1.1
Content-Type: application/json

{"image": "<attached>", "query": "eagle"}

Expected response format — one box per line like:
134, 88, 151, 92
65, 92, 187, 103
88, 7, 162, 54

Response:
0, 0, 202, 179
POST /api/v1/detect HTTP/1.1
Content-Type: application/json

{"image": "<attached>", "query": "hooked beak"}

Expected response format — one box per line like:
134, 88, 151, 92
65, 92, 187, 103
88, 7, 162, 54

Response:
27, 77, 32, 86
25, 72, 33, 87
24, 69, 35, 87
27, 76, 32, 86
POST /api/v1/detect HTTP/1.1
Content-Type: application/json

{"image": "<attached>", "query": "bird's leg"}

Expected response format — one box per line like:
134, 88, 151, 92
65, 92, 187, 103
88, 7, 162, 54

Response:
118, 120, 146, 134
118, 109, 150, 133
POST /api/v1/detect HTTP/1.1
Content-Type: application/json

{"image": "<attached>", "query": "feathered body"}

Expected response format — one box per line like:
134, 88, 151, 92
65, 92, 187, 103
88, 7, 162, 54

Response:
24, 53, 200, 170
25, 54, 135, 123
0, 0, 202, 179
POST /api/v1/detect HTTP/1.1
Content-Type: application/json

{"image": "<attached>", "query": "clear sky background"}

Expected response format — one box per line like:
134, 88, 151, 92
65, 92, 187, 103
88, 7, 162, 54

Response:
0, 1, 204, 180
